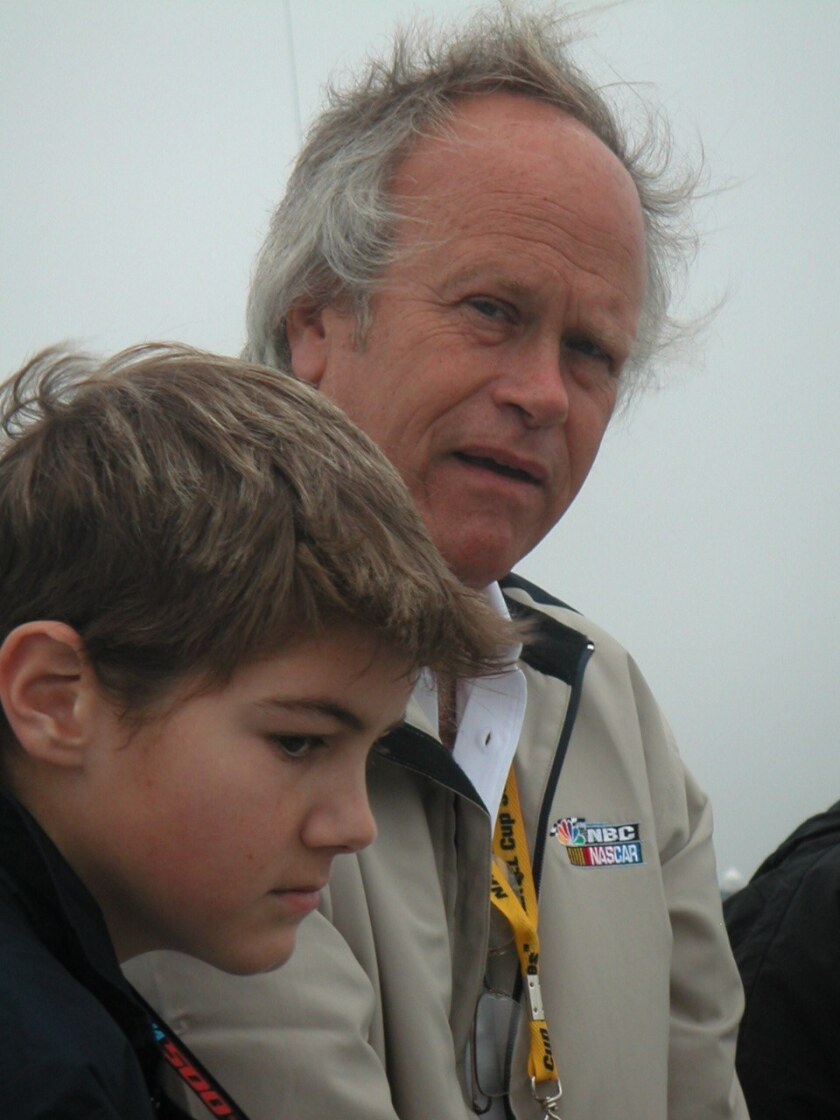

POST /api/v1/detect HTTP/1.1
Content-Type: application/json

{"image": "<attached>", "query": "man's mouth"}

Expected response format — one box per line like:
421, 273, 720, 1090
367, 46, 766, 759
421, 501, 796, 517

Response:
455, 451, 542, 484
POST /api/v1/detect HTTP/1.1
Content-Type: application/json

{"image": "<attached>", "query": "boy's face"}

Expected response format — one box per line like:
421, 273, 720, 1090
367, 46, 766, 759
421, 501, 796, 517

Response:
67, 624, 411, 974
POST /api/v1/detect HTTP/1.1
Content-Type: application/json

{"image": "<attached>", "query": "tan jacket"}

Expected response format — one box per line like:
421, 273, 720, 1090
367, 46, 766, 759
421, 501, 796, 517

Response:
126, 576, 748, 1120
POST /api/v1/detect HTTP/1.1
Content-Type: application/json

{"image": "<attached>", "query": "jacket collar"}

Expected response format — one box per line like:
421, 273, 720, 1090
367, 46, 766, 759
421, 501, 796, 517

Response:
501, 573, 591, 686
0, 787, 162, 1084
376, 575, 592, 799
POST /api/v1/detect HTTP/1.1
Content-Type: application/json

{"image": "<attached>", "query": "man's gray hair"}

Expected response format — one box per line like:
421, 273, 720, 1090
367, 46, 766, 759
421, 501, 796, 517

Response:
245, 4, 699, 396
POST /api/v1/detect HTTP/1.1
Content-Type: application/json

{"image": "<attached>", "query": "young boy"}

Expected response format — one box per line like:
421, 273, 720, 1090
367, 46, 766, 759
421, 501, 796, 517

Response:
0, 344, 514, 1119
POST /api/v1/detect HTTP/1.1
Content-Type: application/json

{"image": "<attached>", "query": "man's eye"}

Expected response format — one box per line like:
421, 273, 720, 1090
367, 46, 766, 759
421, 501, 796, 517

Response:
466, 297, 511, 322
565, 336, 615, 372
269, 735, 325, 760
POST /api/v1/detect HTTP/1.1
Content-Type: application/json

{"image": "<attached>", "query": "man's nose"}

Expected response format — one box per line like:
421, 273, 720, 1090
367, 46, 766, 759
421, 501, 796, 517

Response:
491, 346, 570, 427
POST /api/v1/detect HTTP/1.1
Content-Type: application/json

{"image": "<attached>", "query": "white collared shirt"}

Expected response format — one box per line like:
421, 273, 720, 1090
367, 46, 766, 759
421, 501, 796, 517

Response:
411, 582, 526, 827
411, 584, 527, 1118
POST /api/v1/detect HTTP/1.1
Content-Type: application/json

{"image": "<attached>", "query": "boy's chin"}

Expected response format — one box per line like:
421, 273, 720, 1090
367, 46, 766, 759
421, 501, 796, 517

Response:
200, 933, 299, 977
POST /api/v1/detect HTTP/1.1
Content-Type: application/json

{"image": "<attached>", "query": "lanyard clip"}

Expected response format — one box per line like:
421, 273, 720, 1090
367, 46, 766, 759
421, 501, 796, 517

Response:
531, 1076, 563, 1120
525, 973, 545, 1021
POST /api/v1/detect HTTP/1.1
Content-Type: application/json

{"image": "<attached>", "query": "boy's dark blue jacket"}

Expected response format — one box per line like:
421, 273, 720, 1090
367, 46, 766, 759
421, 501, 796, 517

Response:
0, 786, 190, 1118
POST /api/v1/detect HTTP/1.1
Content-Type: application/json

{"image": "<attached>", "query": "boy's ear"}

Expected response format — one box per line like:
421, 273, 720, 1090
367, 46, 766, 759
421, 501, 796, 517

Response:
285, 301, 329, 387
0, 622, 93, 767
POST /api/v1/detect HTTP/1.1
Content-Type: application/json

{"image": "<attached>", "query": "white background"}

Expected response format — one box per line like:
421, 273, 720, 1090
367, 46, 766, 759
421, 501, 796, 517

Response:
2, 1, 838, 881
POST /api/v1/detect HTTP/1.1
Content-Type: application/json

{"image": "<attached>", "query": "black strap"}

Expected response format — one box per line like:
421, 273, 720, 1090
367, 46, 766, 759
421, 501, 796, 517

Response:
131, 987, 252, 1120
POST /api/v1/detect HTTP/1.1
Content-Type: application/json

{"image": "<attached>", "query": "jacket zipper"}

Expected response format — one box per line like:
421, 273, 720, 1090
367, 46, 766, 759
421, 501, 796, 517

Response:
502, 638, 594, 1120
531, 640, 594, 896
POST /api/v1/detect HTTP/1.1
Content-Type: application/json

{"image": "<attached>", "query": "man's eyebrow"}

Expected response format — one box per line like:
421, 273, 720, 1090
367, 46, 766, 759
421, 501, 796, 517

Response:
444, 266, 526, 295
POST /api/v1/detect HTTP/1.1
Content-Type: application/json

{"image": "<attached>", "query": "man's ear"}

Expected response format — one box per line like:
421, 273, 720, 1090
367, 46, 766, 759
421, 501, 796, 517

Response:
0, 622, 93, 767
285, 302, 329, 387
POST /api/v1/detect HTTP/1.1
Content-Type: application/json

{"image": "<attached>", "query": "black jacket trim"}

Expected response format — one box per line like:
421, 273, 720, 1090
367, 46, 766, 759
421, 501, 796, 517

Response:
503, 592, 591, 686
531, 640, 594, 895
375, 724, 485, 808
501, 572, 577, 613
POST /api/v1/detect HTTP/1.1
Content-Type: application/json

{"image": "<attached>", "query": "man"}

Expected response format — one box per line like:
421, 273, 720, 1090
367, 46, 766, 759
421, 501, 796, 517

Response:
127, 8, 748, 1118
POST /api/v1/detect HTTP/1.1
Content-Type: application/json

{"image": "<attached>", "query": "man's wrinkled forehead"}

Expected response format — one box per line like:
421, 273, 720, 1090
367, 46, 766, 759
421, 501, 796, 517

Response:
375, 96, 645, 328
392, 95, 595, 181
385, 94, 643, 261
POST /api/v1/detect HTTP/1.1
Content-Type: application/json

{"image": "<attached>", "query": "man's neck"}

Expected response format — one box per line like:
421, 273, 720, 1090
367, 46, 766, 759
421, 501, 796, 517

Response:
437, 675, 458, 749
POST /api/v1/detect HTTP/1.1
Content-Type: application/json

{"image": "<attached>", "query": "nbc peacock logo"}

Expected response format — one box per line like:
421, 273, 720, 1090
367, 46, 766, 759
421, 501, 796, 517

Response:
550, 817, 587, 846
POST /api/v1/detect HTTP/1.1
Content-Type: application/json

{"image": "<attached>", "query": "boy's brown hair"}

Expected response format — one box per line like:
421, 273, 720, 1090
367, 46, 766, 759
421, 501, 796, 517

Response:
0, 344, 515, 734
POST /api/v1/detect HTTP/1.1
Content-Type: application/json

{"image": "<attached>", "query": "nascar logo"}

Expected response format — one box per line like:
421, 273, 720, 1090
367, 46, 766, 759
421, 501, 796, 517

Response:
549, 817, 643, 868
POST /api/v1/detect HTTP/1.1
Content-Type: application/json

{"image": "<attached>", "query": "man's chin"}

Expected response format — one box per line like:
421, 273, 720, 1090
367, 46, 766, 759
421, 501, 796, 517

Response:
438, 537, 531, 590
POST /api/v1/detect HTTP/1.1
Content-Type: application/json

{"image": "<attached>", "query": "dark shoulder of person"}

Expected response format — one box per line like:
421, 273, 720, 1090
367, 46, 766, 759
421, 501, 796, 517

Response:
0, 896, 160, 1118
724, 800, 840, 1120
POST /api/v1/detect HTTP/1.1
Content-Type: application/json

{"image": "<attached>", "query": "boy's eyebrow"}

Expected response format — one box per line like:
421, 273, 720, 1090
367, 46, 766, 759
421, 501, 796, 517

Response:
259, 699, 365, 731
259, 699, 408, 738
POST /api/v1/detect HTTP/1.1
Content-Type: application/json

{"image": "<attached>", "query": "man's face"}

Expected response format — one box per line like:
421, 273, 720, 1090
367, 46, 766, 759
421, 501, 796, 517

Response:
70, 625, 410, 974
288, 94, 646, 588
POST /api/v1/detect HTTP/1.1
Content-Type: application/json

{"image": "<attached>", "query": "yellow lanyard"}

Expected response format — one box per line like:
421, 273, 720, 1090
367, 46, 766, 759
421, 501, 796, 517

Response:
490, 766, 562, 1118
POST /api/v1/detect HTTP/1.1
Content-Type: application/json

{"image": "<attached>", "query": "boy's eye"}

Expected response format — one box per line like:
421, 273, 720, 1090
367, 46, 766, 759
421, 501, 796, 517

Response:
269, 734, 325, 760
